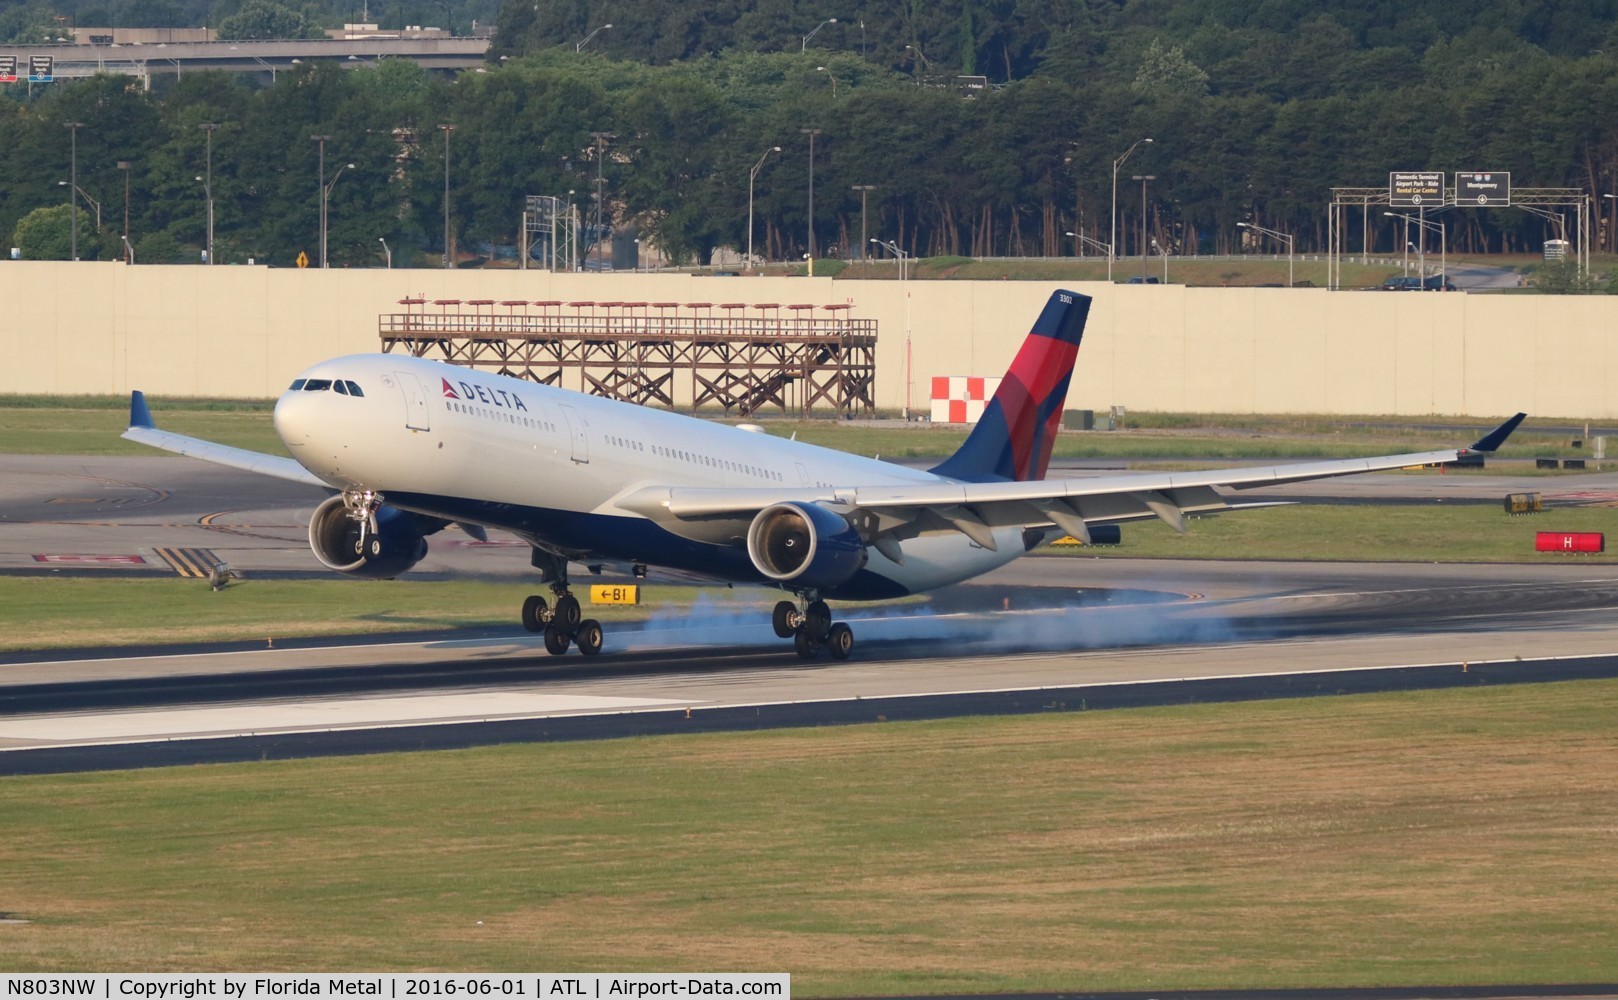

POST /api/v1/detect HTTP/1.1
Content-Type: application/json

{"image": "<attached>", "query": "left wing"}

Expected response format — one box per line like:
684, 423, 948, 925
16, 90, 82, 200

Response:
121, 391, 328, 489
619, 413, 1527, 550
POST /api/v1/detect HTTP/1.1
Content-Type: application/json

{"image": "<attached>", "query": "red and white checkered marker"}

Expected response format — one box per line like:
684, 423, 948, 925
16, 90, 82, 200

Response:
930, 375, 1001, 424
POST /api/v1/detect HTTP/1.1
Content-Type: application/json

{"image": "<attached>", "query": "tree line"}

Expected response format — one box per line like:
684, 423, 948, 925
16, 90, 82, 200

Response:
4, 1, 1618, 266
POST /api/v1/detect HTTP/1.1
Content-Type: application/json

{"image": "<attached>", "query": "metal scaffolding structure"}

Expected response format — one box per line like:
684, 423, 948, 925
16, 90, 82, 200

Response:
380, 298, 877, 417
1327, 185, 1590, 289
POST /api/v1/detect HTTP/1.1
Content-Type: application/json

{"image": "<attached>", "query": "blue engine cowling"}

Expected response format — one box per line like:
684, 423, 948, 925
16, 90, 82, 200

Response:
308, 495, 439, 580
746, 502, 867, 590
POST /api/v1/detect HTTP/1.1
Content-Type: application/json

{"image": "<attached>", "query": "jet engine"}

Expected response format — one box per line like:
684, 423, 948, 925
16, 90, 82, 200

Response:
307, 495, 441, 579
746, 502, 867, 590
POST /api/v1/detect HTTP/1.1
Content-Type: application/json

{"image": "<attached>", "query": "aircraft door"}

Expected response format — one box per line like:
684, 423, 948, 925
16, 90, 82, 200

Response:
560, 404, 590, 463
394, 371, 431, 431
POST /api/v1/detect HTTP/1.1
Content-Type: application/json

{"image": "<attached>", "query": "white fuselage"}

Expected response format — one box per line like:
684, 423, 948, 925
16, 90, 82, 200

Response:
273, 354, 1030, 598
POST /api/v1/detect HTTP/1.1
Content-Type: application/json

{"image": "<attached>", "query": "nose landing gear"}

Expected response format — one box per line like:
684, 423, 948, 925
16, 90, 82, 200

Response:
774, 596, 854, 660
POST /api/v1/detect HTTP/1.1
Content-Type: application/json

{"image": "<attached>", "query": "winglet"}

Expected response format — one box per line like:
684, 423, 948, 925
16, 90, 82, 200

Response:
129, 390, 155, 430
1467, 412, 1527, 453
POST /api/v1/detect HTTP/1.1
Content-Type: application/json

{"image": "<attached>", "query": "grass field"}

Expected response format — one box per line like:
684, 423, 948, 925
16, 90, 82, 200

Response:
2, 680, 1615, 989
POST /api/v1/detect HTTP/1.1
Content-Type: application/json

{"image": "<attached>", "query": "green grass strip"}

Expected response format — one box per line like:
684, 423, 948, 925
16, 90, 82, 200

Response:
1, 681, 1614, 989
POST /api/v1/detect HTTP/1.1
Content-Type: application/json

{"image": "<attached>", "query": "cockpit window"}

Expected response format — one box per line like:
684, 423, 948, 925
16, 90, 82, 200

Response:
303, 379, 333, 391
289, 379, 307, 391
334, 380, 350, 395
344, 380, 364, 397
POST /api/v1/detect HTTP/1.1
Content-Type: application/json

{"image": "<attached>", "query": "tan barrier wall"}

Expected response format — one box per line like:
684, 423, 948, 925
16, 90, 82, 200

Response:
3, 261, 1615, 418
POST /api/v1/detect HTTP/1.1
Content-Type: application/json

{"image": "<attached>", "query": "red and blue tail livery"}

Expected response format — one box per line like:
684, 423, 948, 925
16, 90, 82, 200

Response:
932, 289, 1090, 483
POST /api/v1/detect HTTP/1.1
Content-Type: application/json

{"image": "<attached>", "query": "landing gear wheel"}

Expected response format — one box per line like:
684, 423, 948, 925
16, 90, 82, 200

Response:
554, 594, 582, 631
826, 622, 854, 660
793, 628, 820, 660
543, 623, 570, 655
772, 600, 797, 638
575, 619, 604, 656
521, 594, 549, 633
805, 600, 833, 641
365, 535, 384, 559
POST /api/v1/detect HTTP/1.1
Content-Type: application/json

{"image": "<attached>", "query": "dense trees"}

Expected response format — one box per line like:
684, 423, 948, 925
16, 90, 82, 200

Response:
6, 2, 1618, 265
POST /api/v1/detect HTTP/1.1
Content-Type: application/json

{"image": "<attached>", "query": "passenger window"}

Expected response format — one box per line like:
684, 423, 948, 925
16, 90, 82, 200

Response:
303, 379, 332, 391
345, 380, 364, 397
289, 379, 307, 391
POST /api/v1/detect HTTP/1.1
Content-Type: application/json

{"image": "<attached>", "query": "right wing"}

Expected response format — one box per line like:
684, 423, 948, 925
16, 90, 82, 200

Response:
121, 391, 328, 489
618, 413, 1527, 550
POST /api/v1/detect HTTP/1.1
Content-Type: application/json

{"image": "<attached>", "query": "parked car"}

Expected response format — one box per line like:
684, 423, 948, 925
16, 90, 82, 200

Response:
1124, 275, 1160, 284
1380, 275, 1458, 291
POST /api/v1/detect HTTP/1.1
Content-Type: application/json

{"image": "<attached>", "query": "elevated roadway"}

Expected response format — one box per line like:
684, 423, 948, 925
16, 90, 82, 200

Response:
0, 36, 489, 85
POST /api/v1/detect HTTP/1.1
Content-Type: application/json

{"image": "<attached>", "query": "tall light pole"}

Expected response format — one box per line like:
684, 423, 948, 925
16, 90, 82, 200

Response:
816, 65, 838, 96
1110, 137, 1151, 281
438, 124, 455, 269
1237, 221, 1294, 287
1065, 230, 1110, 258
58, 181, 101, 228
871, 238, 912, 418
802, 18, 836, 52
747, 144, 781, 269
852, 184, 875, 261
575, 23, 611, 51
590, 130, 611, 267
311, 134, 330, 268
200, 123, 217, 264
321, 162, 354, 268
800, 127, 820, 270
117, 160, 132, 263
1131, 174, 1155, 281
65, 121, 85, 261
378, 236, 391, 268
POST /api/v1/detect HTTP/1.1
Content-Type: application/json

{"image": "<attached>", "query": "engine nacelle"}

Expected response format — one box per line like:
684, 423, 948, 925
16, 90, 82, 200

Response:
308, 495, 436, 580
746, 502, 867, 590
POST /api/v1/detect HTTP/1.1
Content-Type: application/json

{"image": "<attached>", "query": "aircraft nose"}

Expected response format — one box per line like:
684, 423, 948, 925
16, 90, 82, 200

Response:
273, 389, 312, 448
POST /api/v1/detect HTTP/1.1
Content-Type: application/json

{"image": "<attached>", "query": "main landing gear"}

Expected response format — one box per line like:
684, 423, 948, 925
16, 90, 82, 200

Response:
520, 551, 603, 656
773, 596, 854, 660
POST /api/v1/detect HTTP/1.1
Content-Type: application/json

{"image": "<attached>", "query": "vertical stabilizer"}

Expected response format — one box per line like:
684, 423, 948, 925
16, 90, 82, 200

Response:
930, 289, 1090, 483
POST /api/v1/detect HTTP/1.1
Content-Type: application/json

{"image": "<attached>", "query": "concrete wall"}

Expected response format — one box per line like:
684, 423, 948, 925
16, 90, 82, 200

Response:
4, 261, 1616, 418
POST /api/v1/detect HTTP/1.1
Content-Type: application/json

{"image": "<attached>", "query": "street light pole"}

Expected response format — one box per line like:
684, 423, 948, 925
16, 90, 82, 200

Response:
321, 162, 354, 269
200, 123, 217, 265
310, 134, 330, 267
378, 236, 391, 269
747, 144, 781, 269
800, 127, 821, 272
117, 160, 131, 263
1132, 174, 1156, 281
65, 121, 85, 261
852, 184, 875, 261
802, 18, 836, 51
590, 131, 611, 268
575, 23, 611, 51
1238, 221, 1294, 287
1065, 230, 1110, 258
871, 237, 912, 418
1110, 137, 1151, 281
438, 124, 455, 269
1384, 211, 1447, 288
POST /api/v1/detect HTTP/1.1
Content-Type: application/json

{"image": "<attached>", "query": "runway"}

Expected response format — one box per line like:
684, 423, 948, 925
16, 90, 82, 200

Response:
7, 455, 1618, 775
